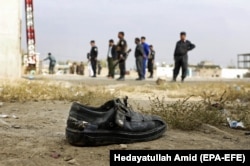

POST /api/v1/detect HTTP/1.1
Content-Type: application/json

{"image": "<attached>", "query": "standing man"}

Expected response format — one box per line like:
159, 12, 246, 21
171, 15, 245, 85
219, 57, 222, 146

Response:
97, 61, 102, 75
44, 52, 56, 74
134, 38, 144, 80
148, 45, 155, 78
89, 40, 98, 77
173, 32, 195, 82
107, 39, 117, 79
116, 32, 127, 81
87, 53, 93, 77
141, 36, 150, 79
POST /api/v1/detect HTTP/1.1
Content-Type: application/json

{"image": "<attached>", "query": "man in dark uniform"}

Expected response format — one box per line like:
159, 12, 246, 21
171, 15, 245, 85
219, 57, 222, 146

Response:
148, 45, 155, 78
97, 61, 102, 75
134, 38, 144, 80
89, 40, 98, 77
44, 52, 56, 74
116, 32, 127, 81
173, 32, 195, 82
107, 39, 117, 79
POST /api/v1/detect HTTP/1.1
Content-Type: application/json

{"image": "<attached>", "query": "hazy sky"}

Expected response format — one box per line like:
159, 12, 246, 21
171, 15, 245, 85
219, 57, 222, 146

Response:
22, 0, 250, 68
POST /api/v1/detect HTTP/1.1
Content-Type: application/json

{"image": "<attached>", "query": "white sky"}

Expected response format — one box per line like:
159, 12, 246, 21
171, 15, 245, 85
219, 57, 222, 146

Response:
22, 0, 250, 68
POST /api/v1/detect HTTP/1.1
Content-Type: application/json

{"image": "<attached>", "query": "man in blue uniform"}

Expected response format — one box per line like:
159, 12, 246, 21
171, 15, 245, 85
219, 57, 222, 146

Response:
141, 36, 150, 79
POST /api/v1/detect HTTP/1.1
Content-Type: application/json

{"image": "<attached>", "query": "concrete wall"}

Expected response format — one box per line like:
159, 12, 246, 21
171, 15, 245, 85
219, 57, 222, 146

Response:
193, 68, 221, 78
0, 0, 21, 78
156, 66, 192, 78
156, 66, 173, 78
156, 66, 249, 79
221, 68, 249, 79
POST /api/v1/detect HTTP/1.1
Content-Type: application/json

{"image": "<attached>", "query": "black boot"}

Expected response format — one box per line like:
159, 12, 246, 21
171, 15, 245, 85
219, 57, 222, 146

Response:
172, 76, 177, 82
181, 77, 185, 82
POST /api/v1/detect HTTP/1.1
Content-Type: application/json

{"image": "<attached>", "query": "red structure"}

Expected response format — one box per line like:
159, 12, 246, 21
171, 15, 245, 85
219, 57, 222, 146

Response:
25, 0, 39, 71
25, 0, 36, 57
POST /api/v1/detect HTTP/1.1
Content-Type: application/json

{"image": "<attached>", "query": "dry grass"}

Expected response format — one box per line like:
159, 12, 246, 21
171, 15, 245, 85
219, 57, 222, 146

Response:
138, 91, 250, 130
116, 85, 154, 94
0, 80, 116, 106
138, 96, 224, 130
188, 83, 250, 102
0, 80, 249, 131
154, 83, 182, 91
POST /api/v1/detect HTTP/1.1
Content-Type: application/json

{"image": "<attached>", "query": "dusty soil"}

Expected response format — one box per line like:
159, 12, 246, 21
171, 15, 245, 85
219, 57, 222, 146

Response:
0, 101, 249, 166
0, 77, 250, 166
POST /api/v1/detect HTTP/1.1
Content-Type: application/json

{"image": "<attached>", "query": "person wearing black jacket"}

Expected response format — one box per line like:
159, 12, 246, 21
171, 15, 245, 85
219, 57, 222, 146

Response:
44, 52, 56, 74
89, 40, 98, 77
134, 38, 144, 80
148, 45, 155, 78
116, 32, 127, 81
173, 32, 195, 82
107, 39, 117, 78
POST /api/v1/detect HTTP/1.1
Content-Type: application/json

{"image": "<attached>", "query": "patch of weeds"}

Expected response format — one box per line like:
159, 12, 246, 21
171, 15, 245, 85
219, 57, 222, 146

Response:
116, 86, 136, 93
138, 87, 154, 94
167, 92, 189, 99
189, 83, 250, 102
138, 88, 250, 130
0, 80, 116, 105
139, 96, 225, 130
155, 83, 182, 91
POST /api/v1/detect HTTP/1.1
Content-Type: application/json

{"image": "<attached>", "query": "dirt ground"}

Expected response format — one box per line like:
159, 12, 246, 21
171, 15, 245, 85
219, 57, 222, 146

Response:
0, 77, 250, 166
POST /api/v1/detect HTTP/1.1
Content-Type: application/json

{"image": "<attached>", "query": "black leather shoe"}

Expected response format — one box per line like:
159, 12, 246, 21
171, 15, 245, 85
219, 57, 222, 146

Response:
66, 97, 167, 146
117, 77, 125, 81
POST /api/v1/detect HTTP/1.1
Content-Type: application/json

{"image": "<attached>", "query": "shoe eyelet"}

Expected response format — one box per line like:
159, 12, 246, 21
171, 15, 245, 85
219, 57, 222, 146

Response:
109, 122, 114, 127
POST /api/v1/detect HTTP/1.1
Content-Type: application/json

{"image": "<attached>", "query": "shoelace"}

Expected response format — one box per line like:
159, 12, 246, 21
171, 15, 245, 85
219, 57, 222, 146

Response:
116, 96, 146, 123
115, 96, 133, 116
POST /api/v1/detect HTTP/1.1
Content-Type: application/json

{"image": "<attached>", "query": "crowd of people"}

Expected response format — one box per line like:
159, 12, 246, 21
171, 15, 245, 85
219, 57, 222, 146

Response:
87, 32, 156, 81
42, 31, 195, 82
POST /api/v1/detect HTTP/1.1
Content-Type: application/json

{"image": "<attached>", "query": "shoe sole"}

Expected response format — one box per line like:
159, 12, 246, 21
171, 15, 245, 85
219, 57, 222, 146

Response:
66, 124, 166, 146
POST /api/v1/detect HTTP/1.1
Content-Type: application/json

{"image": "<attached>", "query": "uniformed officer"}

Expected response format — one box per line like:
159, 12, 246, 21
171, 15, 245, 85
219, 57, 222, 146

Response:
148, 45, 155, 78
44, 52, 56, 74
116, 32, 127, 81
107, 39, 117, 79
89, 40, 98, 77
173, 32, 195, 82
134, 38, 144, 80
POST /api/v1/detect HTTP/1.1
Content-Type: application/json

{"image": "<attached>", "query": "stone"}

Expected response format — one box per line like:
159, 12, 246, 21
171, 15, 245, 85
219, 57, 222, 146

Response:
64, 155, 73, 161
12, 115, 19, 119
50, 152, 60, 159
120, 144, 128, 150
12, 125, 21, 129
68, 159, 78, 165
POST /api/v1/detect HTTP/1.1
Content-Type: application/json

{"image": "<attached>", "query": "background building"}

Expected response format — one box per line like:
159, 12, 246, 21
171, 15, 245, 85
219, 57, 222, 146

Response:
192, 61, 221, 78
238, 53, 250, 69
